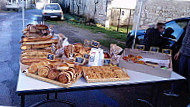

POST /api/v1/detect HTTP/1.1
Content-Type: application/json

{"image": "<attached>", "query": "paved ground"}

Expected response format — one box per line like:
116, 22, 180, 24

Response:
0, 9, 189, 107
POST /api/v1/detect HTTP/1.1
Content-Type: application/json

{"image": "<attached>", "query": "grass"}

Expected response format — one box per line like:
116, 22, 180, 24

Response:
98, 39, 126, 49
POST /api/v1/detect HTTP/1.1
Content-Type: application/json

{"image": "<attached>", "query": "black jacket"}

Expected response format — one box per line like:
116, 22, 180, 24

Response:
144, 28, 163, 51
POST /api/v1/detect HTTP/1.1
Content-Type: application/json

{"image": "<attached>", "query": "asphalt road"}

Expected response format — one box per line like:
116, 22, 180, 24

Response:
0, 9, 189, 107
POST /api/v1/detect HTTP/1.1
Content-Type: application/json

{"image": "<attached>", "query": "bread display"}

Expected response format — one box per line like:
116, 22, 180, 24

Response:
82, 66, 130, 83
123, 54, 161, 67
24, 60, 82, 87
22, 35, 53, 42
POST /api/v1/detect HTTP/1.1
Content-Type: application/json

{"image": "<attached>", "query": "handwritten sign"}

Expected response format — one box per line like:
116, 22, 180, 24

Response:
162, 49, 172, 55
84, 53, 90, 59
104, 59, 111, 65
75, 57, 85, 64
47, 54, 55, 61
91, 40, 100, 48
135, 45, 145, 50
150, 47, 159, 52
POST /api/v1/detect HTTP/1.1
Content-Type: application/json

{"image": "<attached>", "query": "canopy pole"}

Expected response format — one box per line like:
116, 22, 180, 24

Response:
132, 0, 144, 49
22, 0, 25, 30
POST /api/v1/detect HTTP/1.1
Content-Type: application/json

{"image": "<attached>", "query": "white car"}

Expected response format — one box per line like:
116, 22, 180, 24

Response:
42, 3, 64, 20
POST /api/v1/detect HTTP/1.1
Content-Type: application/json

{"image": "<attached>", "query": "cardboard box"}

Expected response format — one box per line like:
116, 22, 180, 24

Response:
119, 48, 172, 78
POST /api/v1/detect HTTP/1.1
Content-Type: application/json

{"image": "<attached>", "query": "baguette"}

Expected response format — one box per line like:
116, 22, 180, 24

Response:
22, 39, 58, 45
21, 44, 52, 50
22, 35, 53, 42
22, 49, 52, 53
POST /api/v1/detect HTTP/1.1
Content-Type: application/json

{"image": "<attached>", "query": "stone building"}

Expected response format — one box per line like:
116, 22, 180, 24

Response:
64, 0, 137, 28
134, 0, 190, 29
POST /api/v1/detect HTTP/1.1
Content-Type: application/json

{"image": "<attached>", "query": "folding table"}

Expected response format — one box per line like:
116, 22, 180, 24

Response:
16, 69, 185, 107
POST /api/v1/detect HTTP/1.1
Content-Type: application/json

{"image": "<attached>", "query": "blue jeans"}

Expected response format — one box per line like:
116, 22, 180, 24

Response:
172, 54, 190, 93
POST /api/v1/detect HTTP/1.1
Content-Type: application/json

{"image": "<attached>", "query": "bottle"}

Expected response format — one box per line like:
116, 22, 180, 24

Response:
49, 25, 55, 36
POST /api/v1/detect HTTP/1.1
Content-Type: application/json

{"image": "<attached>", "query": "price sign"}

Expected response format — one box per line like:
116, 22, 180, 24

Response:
135, 44, 145, 50
104, 59, 111, 65
84, 53, 90, 59
47, 54, 55, 61
91, 40, 100, 48
75, 57, 85, 64
150, 47, 159, 52
162, 49, 172, 55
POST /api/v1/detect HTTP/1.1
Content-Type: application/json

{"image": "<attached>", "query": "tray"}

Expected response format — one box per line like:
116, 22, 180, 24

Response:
23, 69, 82, 88
83, 68, 130, 83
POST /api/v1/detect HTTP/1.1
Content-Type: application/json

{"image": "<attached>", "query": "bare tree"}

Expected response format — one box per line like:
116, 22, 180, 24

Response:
75, 0, 81, 15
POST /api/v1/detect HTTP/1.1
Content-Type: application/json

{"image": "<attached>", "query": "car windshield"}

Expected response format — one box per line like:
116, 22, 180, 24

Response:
45, 4, 60, 10
165, 21, 188, 40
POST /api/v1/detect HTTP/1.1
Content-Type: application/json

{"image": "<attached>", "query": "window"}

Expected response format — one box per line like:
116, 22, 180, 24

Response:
45, 4, 60, 10
165, 20, 188, 40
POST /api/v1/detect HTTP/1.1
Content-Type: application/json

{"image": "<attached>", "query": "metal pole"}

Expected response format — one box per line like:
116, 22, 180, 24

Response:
22, 0, 25, 30
117, 8, 121, 32
126, 9, 132, 34
132, 0, 144, 49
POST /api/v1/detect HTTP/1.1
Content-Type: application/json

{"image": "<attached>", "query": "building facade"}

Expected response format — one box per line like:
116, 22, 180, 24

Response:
64, 0, 136, 28
134, 0, 190, 29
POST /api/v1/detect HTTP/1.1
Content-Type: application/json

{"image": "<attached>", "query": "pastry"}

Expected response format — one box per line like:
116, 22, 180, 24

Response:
22, 35, 53, 42
65, 61, 75, 68
48, 68, 59, 80
58, 72, 71, 84
56, 63, 69, 71
21, 58, 47, 65
38, 66, 50, 77
67, 71, 74, 80
28, 63, 38, 74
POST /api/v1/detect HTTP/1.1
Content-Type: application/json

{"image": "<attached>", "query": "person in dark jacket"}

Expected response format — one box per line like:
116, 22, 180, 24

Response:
164, 21, 190, 101
144, 23, 165, 51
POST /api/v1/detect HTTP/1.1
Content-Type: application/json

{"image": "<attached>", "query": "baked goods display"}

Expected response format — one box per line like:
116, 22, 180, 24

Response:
25, 60, 82, 87
20, 25, 131, 87
123, 54, 160, 67
64, 43, 91, 65
20, 24, 61, 65
82, 66, 130, 83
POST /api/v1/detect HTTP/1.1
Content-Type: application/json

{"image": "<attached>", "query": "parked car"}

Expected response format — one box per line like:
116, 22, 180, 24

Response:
126, 17, 190, 52
42, 3, 64, 21
6, 0, 22, 12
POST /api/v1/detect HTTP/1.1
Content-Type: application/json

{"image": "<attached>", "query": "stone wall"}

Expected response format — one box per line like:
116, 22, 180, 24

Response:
134, 0, 190, 29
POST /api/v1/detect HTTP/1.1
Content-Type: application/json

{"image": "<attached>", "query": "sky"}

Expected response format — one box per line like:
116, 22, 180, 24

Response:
111, 0, 137, 9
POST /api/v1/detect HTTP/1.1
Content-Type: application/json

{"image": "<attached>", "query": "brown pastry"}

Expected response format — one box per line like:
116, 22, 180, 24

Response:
65, 61, 75, 68
28, 63, 38, 74
22, 35, 53, 42
67, 71, 74, 80
38, 66, 50, 77
48, 68, 59, 80
56, 63, 69, 71
58, 72, 71, 84
21, 58, 47, 65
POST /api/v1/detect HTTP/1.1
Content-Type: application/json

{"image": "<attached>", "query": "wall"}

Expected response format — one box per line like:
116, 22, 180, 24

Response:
65, 0, 137, 27
134, 0, 190, 29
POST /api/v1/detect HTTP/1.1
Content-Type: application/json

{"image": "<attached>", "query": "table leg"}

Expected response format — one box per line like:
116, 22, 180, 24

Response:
47, 93, 49, 100
55, 92, 58, 99
21, 95, 25, 107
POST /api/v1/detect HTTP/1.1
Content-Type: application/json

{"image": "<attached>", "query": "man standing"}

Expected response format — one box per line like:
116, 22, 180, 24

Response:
144, 23, 165, 51
164, 21, 190, 106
